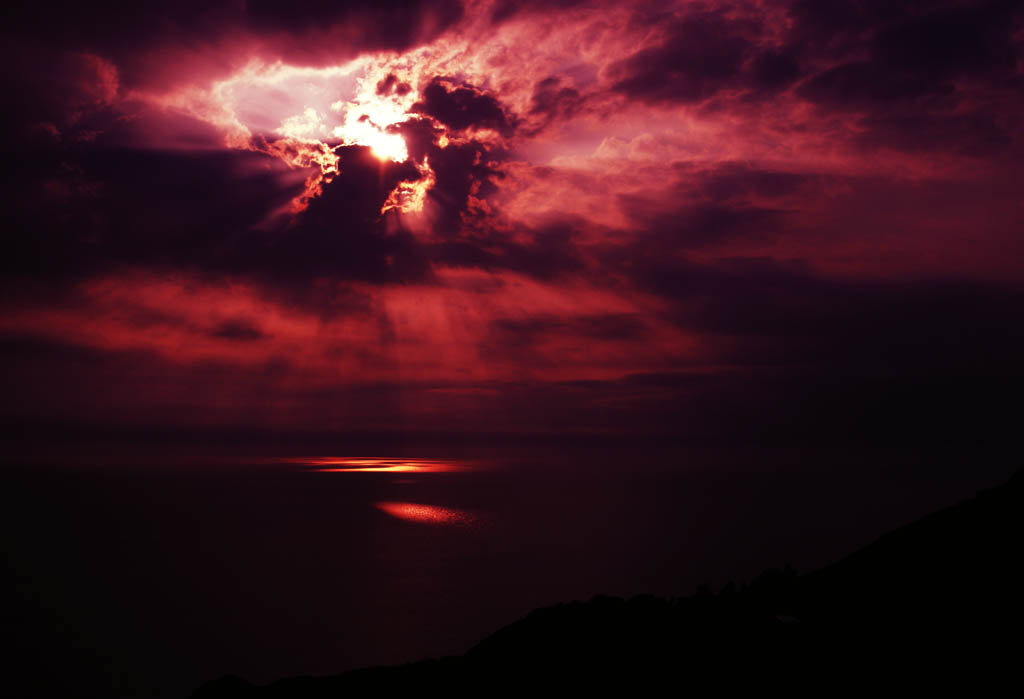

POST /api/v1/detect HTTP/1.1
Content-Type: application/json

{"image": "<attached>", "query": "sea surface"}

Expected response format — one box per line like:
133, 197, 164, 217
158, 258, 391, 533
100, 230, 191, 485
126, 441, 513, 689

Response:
2, 445, 1017, 698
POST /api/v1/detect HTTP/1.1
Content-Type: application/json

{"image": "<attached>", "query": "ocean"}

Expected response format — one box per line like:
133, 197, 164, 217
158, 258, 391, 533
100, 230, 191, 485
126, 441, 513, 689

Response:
2, 445, 1016, 698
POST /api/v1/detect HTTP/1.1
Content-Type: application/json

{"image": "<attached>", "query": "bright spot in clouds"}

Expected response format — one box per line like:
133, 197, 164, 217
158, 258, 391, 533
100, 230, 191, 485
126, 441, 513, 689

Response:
333, 114, 408, 162
151, 57, 421, 210
330, 83, 416, 163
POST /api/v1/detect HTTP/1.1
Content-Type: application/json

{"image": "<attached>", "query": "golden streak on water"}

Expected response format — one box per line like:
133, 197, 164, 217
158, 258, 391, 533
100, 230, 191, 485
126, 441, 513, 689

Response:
373, 501, 479, 526
292, 457, 469, 473
293, 458, 485, 525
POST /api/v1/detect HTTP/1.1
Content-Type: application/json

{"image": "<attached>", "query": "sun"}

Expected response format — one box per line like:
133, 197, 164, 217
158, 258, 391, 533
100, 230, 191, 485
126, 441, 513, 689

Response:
331, 93, 412, 163
337, 115, 408, 162
367, 131, 408, 162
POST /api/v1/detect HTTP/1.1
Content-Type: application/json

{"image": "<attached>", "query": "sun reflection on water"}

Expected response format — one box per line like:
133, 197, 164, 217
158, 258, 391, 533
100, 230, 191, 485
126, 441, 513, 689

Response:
293, 457, 469, 473
374, 501, 480, 526
291, 457, 486, 526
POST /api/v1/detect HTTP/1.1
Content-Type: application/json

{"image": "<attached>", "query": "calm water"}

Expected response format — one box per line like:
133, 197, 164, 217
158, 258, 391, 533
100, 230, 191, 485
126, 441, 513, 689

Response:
2, 446, 1017, 698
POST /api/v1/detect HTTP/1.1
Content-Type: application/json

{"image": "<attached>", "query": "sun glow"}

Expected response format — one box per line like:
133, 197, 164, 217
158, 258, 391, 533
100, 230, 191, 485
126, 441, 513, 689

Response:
330, 87, 415, 163
147, 58, 425, 210
336, 116, 408, 162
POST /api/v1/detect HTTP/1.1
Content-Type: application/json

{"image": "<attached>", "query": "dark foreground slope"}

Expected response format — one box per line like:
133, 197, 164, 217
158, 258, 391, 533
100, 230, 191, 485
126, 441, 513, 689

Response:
196, 469, 1023, 696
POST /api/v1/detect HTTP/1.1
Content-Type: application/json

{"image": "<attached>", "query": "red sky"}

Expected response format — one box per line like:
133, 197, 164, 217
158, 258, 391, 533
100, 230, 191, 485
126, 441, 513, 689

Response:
3, 0, 1023, 446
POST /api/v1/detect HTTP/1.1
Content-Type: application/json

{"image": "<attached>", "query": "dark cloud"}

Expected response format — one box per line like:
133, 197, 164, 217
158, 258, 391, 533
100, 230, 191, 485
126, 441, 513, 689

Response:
430, 222, 584, 280
856, 112, 1013, 155
551, 252, 1024, 444
871, 1, 1020, 84
2, 145, 301, 281
619, 197, 786, 250
4, 3, 236, 53
243, 146, 432, 284
376, 73, 412, 97
524, 76, 585, 135
396, 117, 445, 163
395, 114, 510, 237
490, 313, 647, 345
489, 0, 593, 24
389, 79, 519, 240
243, 0, 462, 35
612, 164, 809, 252
605, 0, 1023, 109
209, 320, 269, 342
600, 1, 1023, 157
607, 9, 755, 103
697, 165, 809, 202
0, 45, 120, 147
746, 49, 803, 92
3, 1, 465, 84
478, 312, 648, 371
792, 0, 1023, 150
424, 141, 501, 234
2, 139, 434, 288
786, 0, 936, 50
798, 61, 943, 109
413, 79, 516, 136
629, 255, 1024, 374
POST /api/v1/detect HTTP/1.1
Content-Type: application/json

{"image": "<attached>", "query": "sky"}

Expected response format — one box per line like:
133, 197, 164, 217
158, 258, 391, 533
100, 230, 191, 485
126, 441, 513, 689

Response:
2, 0, 1023, 448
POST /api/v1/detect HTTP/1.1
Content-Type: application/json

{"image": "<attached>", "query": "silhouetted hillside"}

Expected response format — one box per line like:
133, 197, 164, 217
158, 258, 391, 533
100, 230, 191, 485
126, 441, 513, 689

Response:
195, 469, 1023, 696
